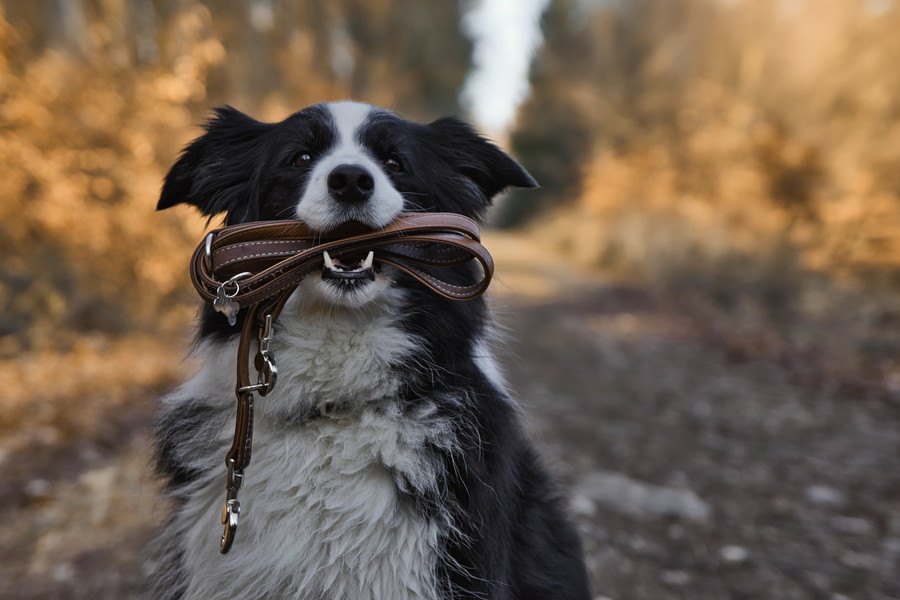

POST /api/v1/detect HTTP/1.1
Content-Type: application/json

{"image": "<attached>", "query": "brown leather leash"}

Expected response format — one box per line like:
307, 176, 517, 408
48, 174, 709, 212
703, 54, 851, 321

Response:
188, 212, 493, 553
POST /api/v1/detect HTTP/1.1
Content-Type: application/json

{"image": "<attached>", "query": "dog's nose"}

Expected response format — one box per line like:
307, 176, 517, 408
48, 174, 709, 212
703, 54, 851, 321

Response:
327, 165, 374, 204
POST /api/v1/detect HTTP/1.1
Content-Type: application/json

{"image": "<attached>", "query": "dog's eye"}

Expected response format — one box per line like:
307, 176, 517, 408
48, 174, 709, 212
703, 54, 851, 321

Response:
291, 152, 313, 168
384, 157, 403, 174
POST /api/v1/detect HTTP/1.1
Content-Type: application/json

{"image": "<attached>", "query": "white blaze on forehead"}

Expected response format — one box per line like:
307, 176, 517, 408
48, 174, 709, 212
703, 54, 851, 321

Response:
295, 100, 403, 231
327, 101, 373, 151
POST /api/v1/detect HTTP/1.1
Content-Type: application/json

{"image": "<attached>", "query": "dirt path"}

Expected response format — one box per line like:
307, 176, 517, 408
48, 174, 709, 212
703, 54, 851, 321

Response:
2, 232, 899, 599
487, 232, 900, 600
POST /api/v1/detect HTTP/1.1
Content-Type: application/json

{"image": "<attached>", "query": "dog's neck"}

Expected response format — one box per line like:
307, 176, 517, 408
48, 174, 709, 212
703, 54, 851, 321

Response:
238, 285, 420, 423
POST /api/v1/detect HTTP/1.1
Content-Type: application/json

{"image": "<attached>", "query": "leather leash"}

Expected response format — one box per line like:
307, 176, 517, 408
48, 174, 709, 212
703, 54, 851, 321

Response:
188, 212, 493, 553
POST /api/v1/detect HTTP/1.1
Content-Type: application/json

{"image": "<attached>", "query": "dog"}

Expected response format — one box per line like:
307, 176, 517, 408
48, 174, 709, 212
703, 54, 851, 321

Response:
150, 101, 590, 600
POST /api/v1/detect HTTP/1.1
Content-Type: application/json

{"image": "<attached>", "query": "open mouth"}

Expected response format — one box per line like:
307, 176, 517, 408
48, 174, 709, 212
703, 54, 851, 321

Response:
321, 250, 376, 283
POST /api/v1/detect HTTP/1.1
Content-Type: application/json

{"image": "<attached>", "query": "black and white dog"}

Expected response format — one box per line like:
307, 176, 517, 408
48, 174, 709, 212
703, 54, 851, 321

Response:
151, 101, 590, 600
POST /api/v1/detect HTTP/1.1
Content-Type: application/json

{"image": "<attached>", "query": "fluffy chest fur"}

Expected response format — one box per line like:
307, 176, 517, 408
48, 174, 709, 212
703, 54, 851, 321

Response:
159, 294, 454, 600
255, 287, 420, 418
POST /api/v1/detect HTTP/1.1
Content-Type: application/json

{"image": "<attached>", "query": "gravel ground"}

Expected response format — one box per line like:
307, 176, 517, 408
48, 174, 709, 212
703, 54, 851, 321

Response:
2, 232, 899, 599
501, 290, 900, 600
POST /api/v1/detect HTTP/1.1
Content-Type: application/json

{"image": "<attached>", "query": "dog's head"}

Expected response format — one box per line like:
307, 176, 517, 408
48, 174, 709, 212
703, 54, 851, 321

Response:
158, 101, 536, 307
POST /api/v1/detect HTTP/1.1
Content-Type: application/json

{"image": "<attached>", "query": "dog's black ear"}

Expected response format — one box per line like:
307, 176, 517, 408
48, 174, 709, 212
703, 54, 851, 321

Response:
428, 117, 538, 200
157, 106, 272, 221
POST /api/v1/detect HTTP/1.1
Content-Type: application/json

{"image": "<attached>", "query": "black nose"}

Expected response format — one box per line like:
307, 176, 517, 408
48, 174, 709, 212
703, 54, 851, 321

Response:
327, 164, 374, 203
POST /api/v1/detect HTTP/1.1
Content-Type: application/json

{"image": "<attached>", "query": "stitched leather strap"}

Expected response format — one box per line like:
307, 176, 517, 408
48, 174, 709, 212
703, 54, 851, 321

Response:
190, 212, 493, 305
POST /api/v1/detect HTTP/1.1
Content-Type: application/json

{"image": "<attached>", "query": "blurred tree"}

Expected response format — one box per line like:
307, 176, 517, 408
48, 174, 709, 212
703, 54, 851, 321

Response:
505, 0, 900, 259
0, 0, 472, 350
1, 0, 471, 117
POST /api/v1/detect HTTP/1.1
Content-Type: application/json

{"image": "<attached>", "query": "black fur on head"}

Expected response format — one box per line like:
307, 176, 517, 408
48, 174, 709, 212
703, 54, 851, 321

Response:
358, 112, 537, 217
157, 102, 536, 226
157, 106, 274, 224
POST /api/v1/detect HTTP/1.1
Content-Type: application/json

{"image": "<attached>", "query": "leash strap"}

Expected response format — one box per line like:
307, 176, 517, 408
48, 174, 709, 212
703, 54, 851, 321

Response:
187, 213, 493, 553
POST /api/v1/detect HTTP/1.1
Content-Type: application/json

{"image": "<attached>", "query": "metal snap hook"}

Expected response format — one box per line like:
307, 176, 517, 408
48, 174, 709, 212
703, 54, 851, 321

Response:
220, 499, 240, 554
219, 458, 243, 554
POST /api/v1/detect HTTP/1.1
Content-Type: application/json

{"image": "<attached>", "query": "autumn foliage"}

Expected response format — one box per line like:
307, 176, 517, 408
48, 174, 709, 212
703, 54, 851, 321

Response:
0, 1, 469, 354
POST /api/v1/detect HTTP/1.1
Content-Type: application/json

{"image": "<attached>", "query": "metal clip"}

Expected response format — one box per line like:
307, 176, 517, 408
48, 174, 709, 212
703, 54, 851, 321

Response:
258, 314, 274, 355
255, 314, 277, 396
219, 458, 243, 554
239, 314, 278, 396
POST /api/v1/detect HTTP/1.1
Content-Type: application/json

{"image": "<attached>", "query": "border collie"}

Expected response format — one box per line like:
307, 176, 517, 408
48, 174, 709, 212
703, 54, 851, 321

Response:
150, 101, 590, 600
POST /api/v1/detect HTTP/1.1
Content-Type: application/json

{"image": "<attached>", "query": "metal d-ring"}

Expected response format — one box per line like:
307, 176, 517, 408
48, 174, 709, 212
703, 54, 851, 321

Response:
221, 272, 252, 298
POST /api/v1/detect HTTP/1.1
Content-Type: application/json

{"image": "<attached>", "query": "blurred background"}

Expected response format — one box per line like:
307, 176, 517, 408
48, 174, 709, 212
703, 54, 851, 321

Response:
1, 0, 899, 598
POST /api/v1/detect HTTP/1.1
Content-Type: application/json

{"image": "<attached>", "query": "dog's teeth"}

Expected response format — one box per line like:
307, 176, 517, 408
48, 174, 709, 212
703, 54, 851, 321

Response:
363, 251, 374, 270
323, 250, 334, 269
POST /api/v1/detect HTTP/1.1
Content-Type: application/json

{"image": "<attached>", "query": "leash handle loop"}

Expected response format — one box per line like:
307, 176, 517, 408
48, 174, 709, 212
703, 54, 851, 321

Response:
190, 213, 493, 306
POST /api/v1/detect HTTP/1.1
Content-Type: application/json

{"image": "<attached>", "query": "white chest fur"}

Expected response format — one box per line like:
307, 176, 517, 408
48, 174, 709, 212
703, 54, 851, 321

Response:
164, 294, 453, 600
